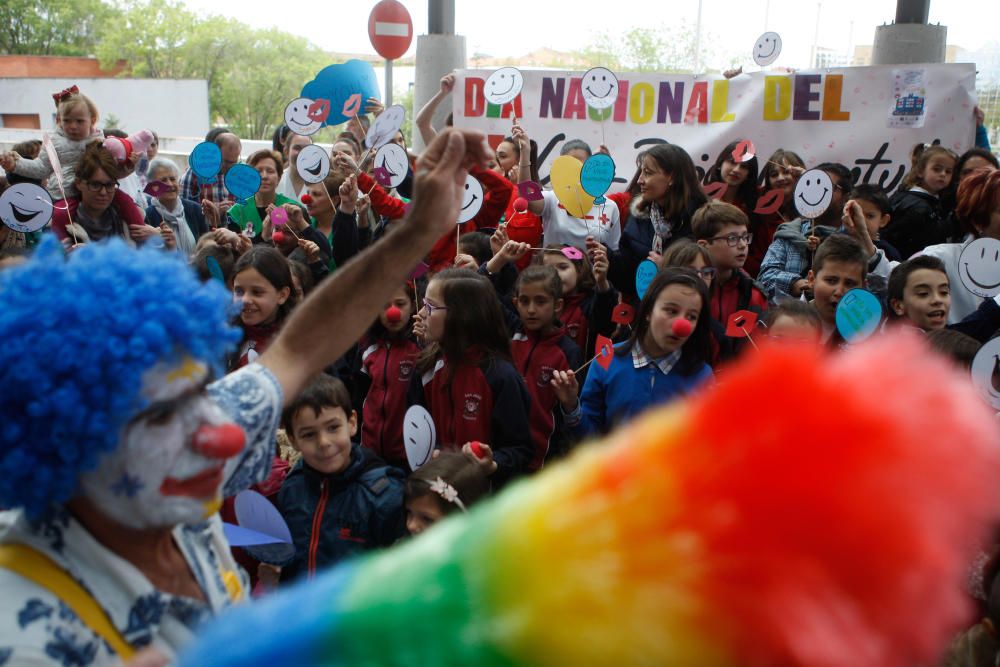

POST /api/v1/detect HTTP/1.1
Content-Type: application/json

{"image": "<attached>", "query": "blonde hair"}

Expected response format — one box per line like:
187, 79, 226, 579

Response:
58, 93, 99, 125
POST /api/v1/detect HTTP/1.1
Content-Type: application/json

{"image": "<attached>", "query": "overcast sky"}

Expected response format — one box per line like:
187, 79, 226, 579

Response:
183, 0, 997, 69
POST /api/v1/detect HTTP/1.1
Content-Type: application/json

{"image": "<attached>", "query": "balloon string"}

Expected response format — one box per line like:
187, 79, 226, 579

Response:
35, 197, 70, 211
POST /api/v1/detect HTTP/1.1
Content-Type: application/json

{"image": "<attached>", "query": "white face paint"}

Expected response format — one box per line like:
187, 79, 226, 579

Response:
373, 143, 409, 189
581, 67, 620, 110
365, 105, 407, 150
793, 169, 835, 219
295, 145, 331, 184
77, 357, 246, 530
284, 97, 322, 136
753, 31, 783, 67
959, 238, 1000, 298
458, 175, 484, 224
971, 337, 1000, 411
0, 183, 52, 233
484, 67, 525, 106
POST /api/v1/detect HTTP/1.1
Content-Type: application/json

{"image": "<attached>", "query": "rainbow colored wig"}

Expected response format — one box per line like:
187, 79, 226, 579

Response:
0, 237, 241, 517
181, 334, 1000, 667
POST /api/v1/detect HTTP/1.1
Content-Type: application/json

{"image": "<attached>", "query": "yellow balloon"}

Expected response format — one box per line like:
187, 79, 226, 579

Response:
549, 155, 595, 218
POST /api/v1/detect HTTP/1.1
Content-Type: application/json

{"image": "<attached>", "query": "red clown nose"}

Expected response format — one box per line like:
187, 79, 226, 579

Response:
300, 194, 314, 205
272, 230, 287, 245
513, 197, 528, 213
192, 423, 246, 459
671, 318, 693, 338
385, 305, 402, 324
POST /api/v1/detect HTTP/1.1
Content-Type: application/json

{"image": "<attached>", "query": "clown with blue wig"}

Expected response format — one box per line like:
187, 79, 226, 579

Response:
0, 129, 492, 665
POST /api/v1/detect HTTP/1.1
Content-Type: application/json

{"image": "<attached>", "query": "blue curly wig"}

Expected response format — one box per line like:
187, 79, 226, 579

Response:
0, 237, 242, 517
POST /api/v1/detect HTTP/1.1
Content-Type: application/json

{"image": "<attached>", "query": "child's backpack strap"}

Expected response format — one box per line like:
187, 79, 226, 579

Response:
0, 542, 135, 659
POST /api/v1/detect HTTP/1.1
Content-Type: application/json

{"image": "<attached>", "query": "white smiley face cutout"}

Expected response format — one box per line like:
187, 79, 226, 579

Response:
959, 238, 1000, 298
365, 104, 406, 150
373, 143, 409, 189
484, 67, 524, 106
793, 169, 834, 219
582, 67, 620, 110
458, 175, 484, 224
284, 97, 322, 136
753, 31, 783, 67
295, 144, 330, 184
0, 183, 52, 233
971, 337, 1000, 410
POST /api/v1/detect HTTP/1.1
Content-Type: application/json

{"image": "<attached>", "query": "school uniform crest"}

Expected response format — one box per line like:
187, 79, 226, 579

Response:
538, 366, 555, 387
397, 360, 415, 382
566, 322, 581, 340
462, 393, 482, 421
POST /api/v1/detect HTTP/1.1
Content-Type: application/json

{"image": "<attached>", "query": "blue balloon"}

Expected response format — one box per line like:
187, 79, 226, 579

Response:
301, 59, 381, 127
835, 288, 883, 342
581, 154, 616, 199
635, 259, 659, 300
189, 142, 222, 182
224, 164, 261, 202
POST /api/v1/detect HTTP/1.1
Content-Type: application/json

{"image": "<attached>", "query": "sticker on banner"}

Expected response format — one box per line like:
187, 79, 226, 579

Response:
971, 337, 1000, 411
484, 67, 524, 106
958, 238, 1000, 298
635, 259, 659, 300
189, 142, 222, 182
373, 143, 409, 189
224, 164, 261, 203
835, 288, 883, 343
517, 180, 543, 202
753, 31, 782, 67
365, 104, 406, 150
458, 175, 484, 224
296, 145, 331, 184
403, 405, 436, 470
889, 69, 927, 130
794, 169, 834, 219
580, 154, 615, 199
301, 59, 381, 127
284, 97, 324, 136
581, 67, 620, 110
0, 183, 52, 233
550, 155, 595, 218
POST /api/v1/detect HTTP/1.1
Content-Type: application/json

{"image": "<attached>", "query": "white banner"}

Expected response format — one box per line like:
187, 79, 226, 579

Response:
453, 64, 977, 194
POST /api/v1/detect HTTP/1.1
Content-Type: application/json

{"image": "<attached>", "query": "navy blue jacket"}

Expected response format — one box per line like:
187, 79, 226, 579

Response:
144, 197, 209, 241
277, 444, 405, 582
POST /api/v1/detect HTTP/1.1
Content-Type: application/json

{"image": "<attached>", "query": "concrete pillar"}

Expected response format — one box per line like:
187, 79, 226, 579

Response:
412, 0, 465, 152
872, 23, 947, 65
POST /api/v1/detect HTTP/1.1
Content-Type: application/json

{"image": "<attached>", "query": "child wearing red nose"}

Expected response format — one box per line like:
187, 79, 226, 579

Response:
554, 268, 713, 437
355, 283, 421, 470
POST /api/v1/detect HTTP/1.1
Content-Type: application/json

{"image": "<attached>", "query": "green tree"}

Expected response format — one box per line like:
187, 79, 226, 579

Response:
0, 0, 119, 56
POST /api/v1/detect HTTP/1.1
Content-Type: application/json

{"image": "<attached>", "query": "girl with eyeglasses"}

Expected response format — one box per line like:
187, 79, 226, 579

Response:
410, 269, 534, 485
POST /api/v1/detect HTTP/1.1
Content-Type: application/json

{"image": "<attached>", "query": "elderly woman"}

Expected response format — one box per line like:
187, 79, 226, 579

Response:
144, 156, 209, 257
51, 141, 145, 245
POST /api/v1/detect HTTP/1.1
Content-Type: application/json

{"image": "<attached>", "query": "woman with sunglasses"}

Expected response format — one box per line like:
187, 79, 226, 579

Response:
51, 141, 146, 246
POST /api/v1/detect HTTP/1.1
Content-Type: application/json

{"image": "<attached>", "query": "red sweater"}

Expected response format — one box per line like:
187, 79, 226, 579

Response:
712, 269, 768, 328
359, 336, 421, 470
502, 189, 543, 271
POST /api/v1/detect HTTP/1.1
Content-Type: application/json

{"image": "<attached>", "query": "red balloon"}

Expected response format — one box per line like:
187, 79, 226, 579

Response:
671, 318, 693, 337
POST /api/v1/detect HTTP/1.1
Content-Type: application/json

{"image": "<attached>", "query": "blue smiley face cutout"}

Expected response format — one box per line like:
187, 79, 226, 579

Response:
224, 164, 261, 203
635, 259, 659, 300
835, 288, 883, 343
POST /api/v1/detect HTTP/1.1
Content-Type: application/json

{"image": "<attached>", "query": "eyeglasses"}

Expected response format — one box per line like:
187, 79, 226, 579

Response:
696, 267, 717, 279
83, 179, 119, 193
421, 299, 448, 316
707, 232, 752, 247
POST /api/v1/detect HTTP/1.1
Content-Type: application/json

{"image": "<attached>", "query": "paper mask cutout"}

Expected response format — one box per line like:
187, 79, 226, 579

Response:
342, 94, 363, 118
517, 180, 543, 202
550, 155, 595, 218
484, 67, 524, 106
233, 489, 295, 565
958, 238, 1000, 298
206, 256, 225, 283
970, 338, 1000, 410
373, 143, 409, 189
365, 104, 406, 150
270, 207, 288, 227
0, 183, 52, 233
835, 289, 883, 343
404, 405, 436, 470
409, 262, 429, 280
307, 99, 330, 124
284, 97, 323, 136
143, 180, 171, 197
301, 59, 381, 127
561, 246, 584, 261
42, 134, 64, 185
732, 139, 756, 163
224, 164, 261, 203
635, 259, 659, 300
595, 335, 614, 370
190, 142, 222, 182
611, 303, 636, 326
753, 31, 783, 67
793, 169, 834, 220
580, 154, 616, 199
458, 175, 484, 224
296, 145, 331, 184
754, 189, 785, 216
581, 67, 620, 110
726, 310, 760, 338
703, 181, 728, 201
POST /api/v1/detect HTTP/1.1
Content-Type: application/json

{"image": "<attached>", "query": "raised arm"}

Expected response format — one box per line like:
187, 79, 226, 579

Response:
260, 130, 491, 403
415, 73, 456, 146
